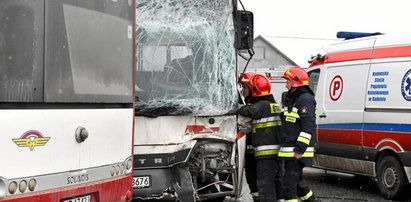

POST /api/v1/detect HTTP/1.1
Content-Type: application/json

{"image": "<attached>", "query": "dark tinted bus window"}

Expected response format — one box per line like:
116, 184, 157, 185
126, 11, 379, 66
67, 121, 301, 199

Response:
44, 0, 134, 103
0, 0, 44, 102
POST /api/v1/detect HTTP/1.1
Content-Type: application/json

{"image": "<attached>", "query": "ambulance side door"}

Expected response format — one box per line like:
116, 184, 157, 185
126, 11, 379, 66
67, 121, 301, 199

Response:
312, 38, 376, 173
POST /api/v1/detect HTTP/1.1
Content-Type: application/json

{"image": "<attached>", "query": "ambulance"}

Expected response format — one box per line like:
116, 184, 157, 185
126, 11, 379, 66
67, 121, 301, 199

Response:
307, 32, 411, 200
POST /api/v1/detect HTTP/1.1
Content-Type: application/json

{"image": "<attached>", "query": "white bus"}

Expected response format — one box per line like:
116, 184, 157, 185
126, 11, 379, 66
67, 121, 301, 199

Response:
133, 0, 253, 201
0, 0, 135, 201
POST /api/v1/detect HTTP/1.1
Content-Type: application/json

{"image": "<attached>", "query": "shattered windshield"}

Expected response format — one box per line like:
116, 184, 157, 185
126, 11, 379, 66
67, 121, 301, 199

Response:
135, 0, 237, 116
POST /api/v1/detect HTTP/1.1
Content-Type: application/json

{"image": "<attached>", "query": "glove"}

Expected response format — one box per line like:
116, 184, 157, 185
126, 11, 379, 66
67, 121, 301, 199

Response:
237, 123, 251, 134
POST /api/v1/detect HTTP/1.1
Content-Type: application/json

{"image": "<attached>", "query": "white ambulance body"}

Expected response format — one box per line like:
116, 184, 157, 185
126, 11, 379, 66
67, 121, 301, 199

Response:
307, 32, 411, 200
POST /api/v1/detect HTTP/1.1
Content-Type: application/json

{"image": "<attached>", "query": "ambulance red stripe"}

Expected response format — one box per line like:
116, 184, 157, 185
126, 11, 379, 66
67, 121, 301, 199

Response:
317, 129, 362, 146
309, 45, 411, 67
372, 45, 411, 59
363, 130, 411, 151
318, 129, 411, 151
325, 49, 373, 64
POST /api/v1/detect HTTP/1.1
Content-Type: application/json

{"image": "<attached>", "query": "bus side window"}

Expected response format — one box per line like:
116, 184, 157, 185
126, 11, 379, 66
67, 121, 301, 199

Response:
0, 1, 44, 102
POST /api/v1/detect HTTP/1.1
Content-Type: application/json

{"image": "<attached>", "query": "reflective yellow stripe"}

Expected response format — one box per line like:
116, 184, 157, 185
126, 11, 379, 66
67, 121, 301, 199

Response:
300, 190, 313, 200
270, 103, 281, 113
297, 136, 310, 145
303, 152, 314, 157
278, 152, 294, 157
252, 121, 282, 133
284, 111, 300, 118
278, 151, 314, 157
254, 150, 279, 157
285, 116, 296, 123
285, 199, 298, 202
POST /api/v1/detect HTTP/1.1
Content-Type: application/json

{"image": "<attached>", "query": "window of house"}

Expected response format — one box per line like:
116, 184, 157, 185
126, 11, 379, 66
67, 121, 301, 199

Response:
253, 47, 265, 59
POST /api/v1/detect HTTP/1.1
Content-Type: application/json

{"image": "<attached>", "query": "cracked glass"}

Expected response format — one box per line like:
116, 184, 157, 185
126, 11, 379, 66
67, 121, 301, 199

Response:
135, 0, 237, 116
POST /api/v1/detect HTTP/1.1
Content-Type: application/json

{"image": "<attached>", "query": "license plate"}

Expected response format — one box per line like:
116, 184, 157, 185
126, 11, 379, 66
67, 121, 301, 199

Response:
61, 194, 91, 202
133, 176, 150, 188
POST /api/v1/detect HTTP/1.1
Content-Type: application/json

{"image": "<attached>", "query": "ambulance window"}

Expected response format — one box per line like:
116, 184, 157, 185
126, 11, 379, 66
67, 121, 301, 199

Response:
308, 69, 320, 94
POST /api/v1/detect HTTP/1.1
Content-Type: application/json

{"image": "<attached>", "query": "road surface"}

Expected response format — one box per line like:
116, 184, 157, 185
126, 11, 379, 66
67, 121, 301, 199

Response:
226, 167, 411, 202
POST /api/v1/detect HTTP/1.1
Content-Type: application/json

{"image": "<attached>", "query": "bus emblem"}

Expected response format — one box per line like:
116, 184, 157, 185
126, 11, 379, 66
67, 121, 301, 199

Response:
12, 130, 51, 151
401, 69, 411, 101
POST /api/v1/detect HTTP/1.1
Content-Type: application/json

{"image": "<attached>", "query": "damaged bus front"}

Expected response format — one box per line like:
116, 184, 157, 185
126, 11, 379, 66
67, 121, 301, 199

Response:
134, 0, 253, 201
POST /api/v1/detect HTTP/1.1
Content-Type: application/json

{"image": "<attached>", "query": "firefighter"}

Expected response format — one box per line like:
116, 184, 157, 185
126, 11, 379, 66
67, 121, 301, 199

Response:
238, 74, 282, 202
279, 66, 320, 202
238, 72, 259, 201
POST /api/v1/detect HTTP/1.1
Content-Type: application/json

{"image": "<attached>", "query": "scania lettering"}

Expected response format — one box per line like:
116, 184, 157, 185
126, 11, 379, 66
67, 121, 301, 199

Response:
134, 0, 253, 201
0, 0, 135, 201
308, 32, 411, 200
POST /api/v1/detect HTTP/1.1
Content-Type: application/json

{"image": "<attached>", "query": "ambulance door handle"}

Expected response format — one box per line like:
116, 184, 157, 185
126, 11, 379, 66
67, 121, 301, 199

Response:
319, 113, 327, 118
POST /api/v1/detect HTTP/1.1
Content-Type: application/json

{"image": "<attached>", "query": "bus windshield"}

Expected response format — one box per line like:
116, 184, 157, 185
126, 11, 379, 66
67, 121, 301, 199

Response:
135, 0, 237, 116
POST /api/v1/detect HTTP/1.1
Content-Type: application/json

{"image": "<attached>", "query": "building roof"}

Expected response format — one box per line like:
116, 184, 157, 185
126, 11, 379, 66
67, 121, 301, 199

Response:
254, 35, 298, 66
258, 35, 339, 67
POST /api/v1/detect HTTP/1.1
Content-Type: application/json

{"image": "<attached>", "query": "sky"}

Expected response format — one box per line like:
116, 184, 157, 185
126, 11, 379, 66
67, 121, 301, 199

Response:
239, 0, 411, 67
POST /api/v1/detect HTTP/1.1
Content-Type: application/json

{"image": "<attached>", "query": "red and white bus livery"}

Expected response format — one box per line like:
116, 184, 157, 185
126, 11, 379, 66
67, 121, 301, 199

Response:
308, 32, 411, 200
0, 1, 135, 201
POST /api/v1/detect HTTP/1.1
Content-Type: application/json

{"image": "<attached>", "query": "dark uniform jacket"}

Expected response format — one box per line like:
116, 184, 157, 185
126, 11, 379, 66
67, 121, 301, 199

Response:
279, 87, 316, 166
239, 95, 282, 159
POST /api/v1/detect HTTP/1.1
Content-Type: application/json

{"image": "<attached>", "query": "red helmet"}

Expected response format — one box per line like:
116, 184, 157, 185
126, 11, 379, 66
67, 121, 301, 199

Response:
282, 66, 309, 87
238, 72, 255, 85
248, 74, 271, 97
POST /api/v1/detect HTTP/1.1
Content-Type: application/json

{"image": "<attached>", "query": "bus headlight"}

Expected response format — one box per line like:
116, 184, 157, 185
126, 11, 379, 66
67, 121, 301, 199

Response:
0, 177, 6, 197
8, 181, 17, 194
114, 165, 120, 175
19, 180, 27, 193
126, 158, 132, 171
120, 164, 125, 174
110, 166, 116, 176
28, 179, 36, 192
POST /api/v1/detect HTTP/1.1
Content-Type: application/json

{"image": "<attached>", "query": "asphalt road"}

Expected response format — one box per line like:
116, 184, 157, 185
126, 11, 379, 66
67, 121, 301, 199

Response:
226, 167, 411, 202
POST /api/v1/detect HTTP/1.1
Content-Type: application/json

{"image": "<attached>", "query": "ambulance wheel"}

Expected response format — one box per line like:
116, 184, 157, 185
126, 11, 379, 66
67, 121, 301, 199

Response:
376, 156, 407, 200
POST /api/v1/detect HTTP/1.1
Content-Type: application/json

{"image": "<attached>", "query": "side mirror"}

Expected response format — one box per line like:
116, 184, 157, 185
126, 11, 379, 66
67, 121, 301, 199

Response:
236, 10, 253, 50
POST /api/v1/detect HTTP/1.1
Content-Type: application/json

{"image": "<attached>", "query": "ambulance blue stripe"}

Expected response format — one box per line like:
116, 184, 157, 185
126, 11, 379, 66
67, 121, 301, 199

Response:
317, 124, 362, 130
364, 123, 411, 133
318, 123, 411, 133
